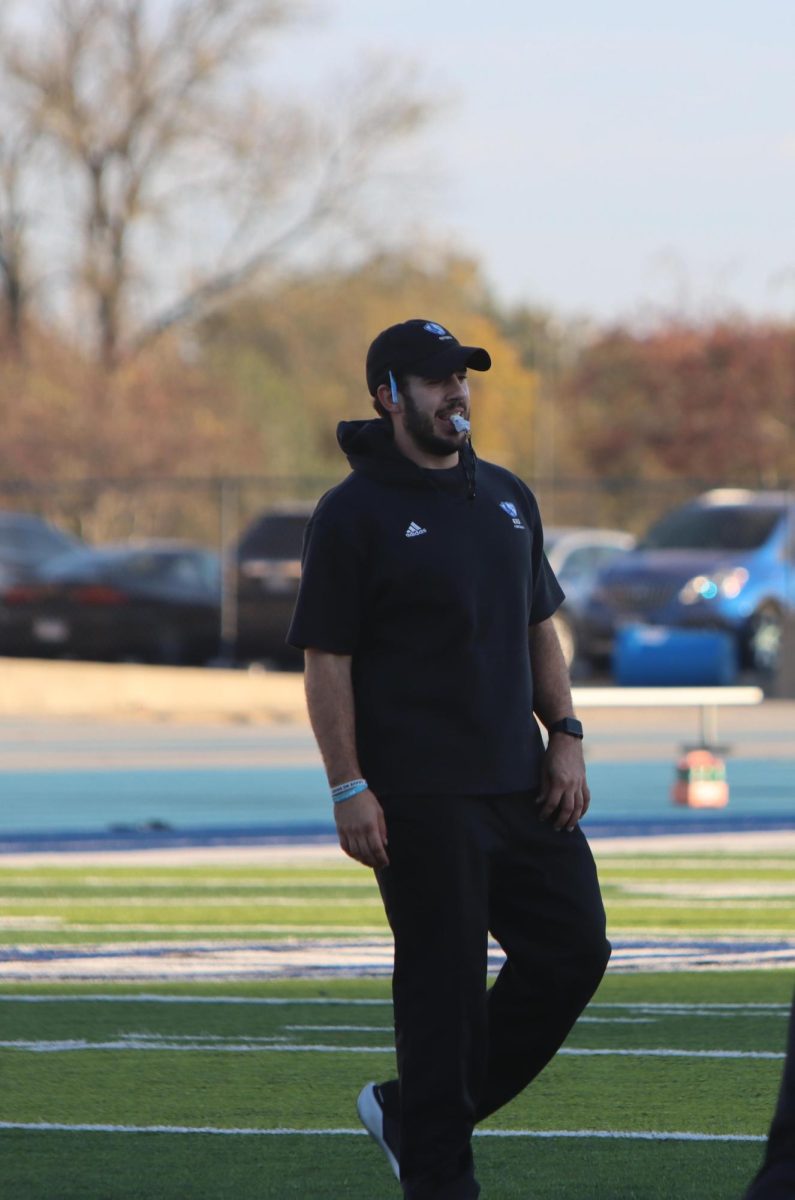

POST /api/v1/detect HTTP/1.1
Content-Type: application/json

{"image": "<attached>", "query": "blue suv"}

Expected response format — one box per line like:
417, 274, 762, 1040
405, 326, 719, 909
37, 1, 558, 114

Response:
579, 489, 795, 674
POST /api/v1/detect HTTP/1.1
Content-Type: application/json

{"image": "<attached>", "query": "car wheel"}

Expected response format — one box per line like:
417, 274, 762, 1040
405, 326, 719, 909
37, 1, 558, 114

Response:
742, 604, 783, 674
552, 612, 576, 668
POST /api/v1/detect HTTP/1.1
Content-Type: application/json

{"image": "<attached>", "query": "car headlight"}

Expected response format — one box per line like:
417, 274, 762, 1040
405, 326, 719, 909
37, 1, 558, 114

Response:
678, 567, 749, 605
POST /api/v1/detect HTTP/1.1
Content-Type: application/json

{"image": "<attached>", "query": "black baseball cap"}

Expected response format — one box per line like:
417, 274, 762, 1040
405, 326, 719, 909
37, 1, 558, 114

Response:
366, 319, 491, 396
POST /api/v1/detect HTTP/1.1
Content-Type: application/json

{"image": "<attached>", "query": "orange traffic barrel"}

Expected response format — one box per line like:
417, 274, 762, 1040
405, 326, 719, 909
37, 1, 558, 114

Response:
671, 748, 729, 808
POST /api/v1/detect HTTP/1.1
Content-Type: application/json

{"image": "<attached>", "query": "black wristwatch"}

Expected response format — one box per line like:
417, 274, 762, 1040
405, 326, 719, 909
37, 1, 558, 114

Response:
548, 717, 584, 739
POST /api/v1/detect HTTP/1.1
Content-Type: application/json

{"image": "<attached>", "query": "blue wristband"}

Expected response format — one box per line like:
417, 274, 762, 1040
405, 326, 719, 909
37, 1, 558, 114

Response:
331, 779, 368, 804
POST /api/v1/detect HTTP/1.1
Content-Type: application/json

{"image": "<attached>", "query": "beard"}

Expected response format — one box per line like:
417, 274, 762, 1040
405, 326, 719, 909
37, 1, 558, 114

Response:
402, 388, 462, 458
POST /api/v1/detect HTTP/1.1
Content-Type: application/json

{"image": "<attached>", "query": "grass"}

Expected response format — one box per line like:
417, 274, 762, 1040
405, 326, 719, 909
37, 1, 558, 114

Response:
0, 849, 793, 1197
0, 974, 791, 1199
0, 1130, 769, 1200
1, 850, 794, 943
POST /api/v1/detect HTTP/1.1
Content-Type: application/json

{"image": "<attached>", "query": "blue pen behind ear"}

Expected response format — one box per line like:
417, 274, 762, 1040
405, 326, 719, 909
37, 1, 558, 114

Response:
388, 371, 399, 406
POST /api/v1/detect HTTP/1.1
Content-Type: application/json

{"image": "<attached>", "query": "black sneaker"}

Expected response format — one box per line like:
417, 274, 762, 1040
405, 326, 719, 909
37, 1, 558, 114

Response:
356, 1081, 400, 1180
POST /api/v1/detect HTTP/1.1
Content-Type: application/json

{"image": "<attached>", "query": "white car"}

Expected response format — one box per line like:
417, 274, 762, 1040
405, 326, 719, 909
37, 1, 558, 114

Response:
544, 527, 636, 668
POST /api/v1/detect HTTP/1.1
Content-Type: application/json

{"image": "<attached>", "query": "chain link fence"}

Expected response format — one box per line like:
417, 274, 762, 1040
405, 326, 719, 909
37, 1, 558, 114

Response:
1, 472, 766, 549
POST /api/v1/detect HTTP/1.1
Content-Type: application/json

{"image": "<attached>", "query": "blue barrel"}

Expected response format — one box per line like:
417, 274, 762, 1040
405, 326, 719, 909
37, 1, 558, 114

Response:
612, 625, 738, 686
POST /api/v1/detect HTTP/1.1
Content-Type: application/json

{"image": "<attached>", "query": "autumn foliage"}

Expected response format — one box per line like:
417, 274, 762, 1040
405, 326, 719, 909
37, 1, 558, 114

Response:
561, 321, 795, 487
199, 254, 541, 480
0, 263, 793, 543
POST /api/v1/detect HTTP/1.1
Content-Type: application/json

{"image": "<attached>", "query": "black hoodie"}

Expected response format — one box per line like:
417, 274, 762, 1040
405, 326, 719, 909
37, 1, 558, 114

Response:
287, 419, 564, 795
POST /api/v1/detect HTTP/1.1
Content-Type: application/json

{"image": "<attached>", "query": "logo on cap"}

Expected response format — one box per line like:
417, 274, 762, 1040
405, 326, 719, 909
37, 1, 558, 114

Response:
423, 322, 451, 338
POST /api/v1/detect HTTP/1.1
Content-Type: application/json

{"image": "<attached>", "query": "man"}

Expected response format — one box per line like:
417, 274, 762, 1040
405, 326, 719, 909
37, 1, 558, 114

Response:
288, 318, 610, 1200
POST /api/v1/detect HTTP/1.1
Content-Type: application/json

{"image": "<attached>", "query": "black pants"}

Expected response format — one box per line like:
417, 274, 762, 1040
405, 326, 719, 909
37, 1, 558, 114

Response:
375, 792, 611, 1200
745, 991, 795, 1199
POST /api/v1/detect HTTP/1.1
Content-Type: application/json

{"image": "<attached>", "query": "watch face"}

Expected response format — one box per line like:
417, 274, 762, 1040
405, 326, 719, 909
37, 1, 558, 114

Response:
551, 718, 583, 738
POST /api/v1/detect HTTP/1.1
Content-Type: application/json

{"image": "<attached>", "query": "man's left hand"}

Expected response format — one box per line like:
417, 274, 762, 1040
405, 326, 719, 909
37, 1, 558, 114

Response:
536, 735, 590, 831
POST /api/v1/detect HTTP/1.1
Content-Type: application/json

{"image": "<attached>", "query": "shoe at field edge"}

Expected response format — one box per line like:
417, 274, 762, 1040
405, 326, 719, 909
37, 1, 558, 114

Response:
357, 1081, 400, 1181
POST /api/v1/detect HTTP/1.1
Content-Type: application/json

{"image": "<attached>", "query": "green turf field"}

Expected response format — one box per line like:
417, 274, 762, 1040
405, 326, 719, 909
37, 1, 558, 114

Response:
0, 974, 791, 1199
0, 849, 793, 1198
0, 850, 793, 944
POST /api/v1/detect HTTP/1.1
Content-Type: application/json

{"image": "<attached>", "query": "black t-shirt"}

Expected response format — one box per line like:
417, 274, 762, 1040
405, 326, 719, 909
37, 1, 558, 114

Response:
288, 421, 564, 796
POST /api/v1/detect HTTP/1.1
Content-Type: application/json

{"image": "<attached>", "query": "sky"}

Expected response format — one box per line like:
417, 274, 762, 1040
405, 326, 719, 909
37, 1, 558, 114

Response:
267, 0, 795, 325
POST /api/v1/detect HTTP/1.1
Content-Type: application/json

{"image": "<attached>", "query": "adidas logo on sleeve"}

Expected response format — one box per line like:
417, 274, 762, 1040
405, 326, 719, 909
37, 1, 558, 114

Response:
405, 522, 427, 538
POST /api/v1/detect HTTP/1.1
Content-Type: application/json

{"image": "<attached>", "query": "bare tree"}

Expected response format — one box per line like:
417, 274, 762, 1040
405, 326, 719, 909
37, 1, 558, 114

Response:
0, 122, 38, 354
1, 0, 431, 369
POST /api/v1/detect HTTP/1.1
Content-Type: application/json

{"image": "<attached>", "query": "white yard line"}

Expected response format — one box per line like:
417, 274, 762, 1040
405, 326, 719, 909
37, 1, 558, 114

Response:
592, 1002, 790, 1012
0, 1121, 765, 1142
0, 923, 389, 933
617, 882, 795, 898
0, 994, 394, 1004
284, 1018, 657, 1030
285, 1024, 391, 1032
606, 898, 795, 908
0, 995, 788, 1011
593, 832, 795, 855
0, 1038, 784, 1058
0, 896, 384, 907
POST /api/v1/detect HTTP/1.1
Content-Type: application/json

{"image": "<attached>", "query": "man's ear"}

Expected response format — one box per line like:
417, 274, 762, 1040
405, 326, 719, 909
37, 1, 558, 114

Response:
375, 381, 400, 413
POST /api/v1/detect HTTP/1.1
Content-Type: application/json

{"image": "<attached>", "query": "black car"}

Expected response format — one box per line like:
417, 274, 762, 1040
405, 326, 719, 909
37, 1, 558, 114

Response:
0, 510, 82, 592
0, 541, 221, 665
234, 504, 315, 667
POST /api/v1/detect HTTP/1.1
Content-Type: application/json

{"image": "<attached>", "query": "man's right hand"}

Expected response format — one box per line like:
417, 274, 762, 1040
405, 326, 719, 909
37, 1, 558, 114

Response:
334, 789, 389, 869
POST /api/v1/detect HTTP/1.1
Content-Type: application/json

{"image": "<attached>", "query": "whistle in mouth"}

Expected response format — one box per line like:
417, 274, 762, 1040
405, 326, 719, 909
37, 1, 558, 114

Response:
450, 413, 470, 433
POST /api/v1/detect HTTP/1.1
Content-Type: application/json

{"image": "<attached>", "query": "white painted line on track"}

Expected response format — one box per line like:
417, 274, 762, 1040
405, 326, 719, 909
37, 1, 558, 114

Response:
0, 1122, 765, 1142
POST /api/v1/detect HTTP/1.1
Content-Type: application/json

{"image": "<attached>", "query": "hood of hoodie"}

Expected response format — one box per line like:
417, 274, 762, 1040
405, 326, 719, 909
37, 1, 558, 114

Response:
337, 418, 477, 495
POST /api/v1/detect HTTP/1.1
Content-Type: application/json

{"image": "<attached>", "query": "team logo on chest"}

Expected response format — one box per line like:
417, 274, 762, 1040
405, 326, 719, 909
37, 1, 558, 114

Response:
499, 501, 525, 530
